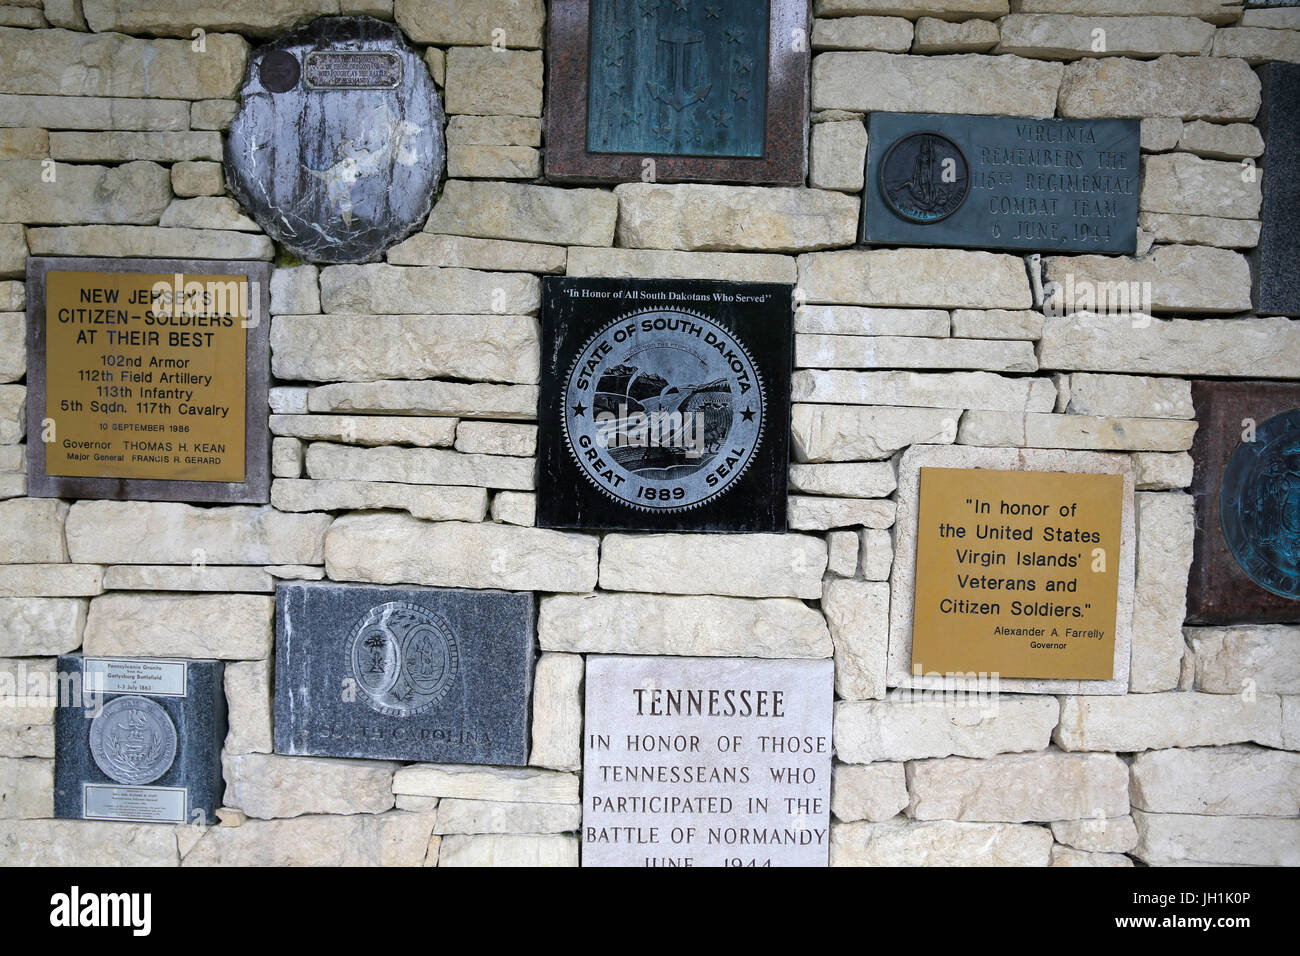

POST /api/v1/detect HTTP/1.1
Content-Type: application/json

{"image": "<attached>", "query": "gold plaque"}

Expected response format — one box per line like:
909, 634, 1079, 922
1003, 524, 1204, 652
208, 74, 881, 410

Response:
910, 467, 1124, 680
43, 270, 248, 483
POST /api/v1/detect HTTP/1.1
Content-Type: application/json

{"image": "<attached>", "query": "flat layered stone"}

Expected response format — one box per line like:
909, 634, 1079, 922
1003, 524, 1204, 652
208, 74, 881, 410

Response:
788, 461, 898, 498
827, 531, 859, 577
0, 27, 248, 100
1050, 816, 1138, 854
0, 499, 67, 563
308, 381, 538, 419
614, 184, 858, 253
1212, 26, 1300, 64
0, 384, 22, 444
1132, 811, 1300, 867
223, 753, 397, 819
835, 696, 1059, 763
795, 306, 950, 337
454, 422, 536, 458
788, 496, 896, 531
908, 751, 1130, 821
791, 404, 959, 462
1051, 847, 1132, 867
1133, 452, 1193, 490
490, 492, 535, 527
26, 226, 273, 260
538, 593, 832, 658
956, 411, 1196, 451
995, 14, 1215, 59
318, 264, 539, 316
799, 249, 1032, 309
269, 415, 457, 447
171, 160, 224, 197
1054, 693, 1283, 752
795, 370, 1054, 412
813, 52, 1063, 116
1058, 55, 1261, 121
82, 592, 273, 659
426, 180, 617, 247
0, 599, 86, 656
1141, 116, 1183, 152
0, 819, 177, 866
1188, 625, 1300, 695
392, 763, 578, 804
1178, 120, 1265, 160
1138, 213, 1260, 248
0, 160, 169, 224
796, 334, 1038, 372
445, 115, 542, 147
529, 653, 583, 772
811, 15, 913, 52
810, 119, 869, 192
325, 513, 597, 593
1130, 492, 1195, 692
859, 527, 894, 581
1140, 153, 1261, 219
444, 47, 542, 116
1130, 745, 1300, 815
0, 129, 49, 160
1061, 373, 1193, 418
272, 313, 539, 384
913, 16, 1000, 52
434, 799, 579, 835
387, 233, 564, 273
831, 819, 1054, 866
566, 247, 796, 284
1045, 245, 1252, 313
1039, 314, 1300, 378
101, 565, 274, 592
394, 0, 544, 47
305, 443, 533, 490
271, 478, 487, 522
0, 94, 189, 130
598, 533, 827, 599
1009, 0, 1239, 21
158, 196, 259, 231
831, 762, 909, 822
65, 501, 329, 564
182, 812, 437, 867
0, 565, 103, 598
816, 0, 1009, 16
438, 833, 577, 867
49, 131, 223, 163
824, 580, 890, 700
224, 658, 272, 755
950, 309, 1044, 340
270, 265, 319, 314
80, 0, 340, 37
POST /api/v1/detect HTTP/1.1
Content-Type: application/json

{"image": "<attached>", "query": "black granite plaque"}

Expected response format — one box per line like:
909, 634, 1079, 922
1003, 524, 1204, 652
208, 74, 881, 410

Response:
274, 583, 534, 765
54, 656, 226, 825
862, 113, 1140, 254
1251, 62, 1300, 317
547, 0, 810, 184
1188, 380, 1300, 625
538, 277, 792, 532
225, 17, 445, 264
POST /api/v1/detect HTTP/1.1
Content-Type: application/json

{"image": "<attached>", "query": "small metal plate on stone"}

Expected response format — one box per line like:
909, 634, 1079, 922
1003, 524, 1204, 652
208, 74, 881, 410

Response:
538, 276, 793, 532
83, 658, 187, 699
1189, 381, 1300, 623
304, 50, 401, 89
582, 656, 833, 868
862, 112, 1141, 254
225, 16, 445, 263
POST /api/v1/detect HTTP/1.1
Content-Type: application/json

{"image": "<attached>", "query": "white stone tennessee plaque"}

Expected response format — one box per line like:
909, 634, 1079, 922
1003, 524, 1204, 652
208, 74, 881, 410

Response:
582, 656, 833, 868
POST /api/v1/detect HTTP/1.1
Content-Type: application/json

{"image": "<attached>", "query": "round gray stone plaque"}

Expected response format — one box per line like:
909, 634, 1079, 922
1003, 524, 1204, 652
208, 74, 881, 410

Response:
347, 601, 460, 718
225, 16, 445, 264
88, 695, 178, 786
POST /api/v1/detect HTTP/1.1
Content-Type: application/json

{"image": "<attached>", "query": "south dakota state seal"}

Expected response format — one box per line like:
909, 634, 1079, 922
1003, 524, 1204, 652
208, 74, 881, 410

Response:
562, 308, 766, 513
88, 695, 178, 786
1221, 408, 1300, 600
347, 602, 460, 718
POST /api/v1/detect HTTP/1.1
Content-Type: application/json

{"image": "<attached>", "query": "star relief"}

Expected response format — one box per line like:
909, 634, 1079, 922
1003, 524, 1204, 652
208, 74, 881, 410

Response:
637, 0, 658, 17
705, 4, 721, 18
733, 55, 753, 74
710, 108, 732, 128
741, 407, 756, 423
731, 84, 750, 102
670, 0, 690, 11
571, 402, 588, 418
726, 27, 745, 44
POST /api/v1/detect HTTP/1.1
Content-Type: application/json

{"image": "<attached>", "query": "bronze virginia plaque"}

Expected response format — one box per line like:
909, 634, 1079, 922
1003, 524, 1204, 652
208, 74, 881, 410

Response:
26, 257, 270, 504
1188, 380, 1300, 624
910, 467, 1124, 680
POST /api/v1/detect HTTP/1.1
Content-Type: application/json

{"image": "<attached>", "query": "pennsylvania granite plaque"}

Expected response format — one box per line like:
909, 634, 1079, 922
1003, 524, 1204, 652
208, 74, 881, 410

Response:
25, 257, 270, 504
1251, 62, 1300, 317
547, 0, 809, 183
862, 113, 1141, 254
582, 656, 833, 868
274, 583, 534, 765
225, 17, 445, 263
537, 276, 793, 533
54, 656, 226, 825
1189, 380, 1300, 624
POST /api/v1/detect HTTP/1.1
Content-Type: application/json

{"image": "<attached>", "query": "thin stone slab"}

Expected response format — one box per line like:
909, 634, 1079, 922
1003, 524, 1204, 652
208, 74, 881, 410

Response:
275, 583, 534, 766
54, 655, 226, 825
582, 656, 833, 867
225, 17, 446, 263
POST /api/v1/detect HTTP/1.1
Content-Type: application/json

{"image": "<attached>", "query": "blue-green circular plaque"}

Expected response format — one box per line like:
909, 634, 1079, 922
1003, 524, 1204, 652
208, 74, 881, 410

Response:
1220, 408, 1300, 600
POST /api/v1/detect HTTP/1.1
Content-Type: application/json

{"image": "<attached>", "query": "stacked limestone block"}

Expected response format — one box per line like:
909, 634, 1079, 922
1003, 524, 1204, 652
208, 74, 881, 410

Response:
0, 0, 1297, 866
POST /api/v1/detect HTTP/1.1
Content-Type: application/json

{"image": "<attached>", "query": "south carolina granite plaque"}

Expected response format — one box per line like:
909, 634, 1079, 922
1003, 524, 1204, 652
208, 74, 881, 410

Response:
862, 113, 1141, 254
54, 656, 226, 825
274, 583, 534, 765
537, 276, 793, 532
582, 656, 833, 867
225, 17, 446, 263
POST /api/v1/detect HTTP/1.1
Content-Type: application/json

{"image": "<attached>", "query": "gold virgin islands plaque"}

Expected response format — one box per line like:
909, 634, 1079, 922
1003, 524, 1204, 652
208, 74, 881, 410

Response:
910, 467, 1124, 680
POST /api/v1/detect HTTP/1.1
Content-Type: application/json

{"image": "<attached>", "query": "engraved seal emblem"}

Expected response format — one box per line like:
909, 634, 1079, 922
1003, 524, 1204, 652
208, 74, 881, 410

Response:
879, 131, 970, 224
562, 308, 765, 512
347, 602, 460, 717
88, 695, 178, 786
1221, 408, 1300, 600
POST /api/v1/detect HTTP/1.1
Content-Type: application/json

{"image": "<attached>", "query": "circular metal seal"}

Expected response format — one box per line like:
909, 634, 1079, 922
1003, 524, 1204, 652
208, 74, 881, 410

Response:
879, 131, 970, 224
562, 308, 765, 513
347, 602, 459, 718
258, 50, 301, 93
1220, 407, 1300, 600
88, 695, 178, 786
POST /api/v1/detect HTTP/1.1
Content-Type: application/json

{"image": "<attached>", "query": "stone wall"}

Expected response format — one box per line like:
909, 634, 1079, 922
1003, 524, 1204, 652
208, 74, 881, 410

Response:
1, 0, 1299, 867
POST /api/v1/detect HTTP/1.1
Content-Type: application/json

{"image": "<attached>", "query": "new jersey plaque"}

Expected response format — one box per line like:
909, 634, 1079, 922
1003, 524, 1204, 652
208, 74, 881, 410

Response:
54, 656, 226, 825
862, 113, 1141, 254
25, 257, 270, 504
546, 0, 810, 184
582, 656, 833, 868
537, 276, 793, 532
1188, 380, 1300, 624
274, 583, 534, 765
